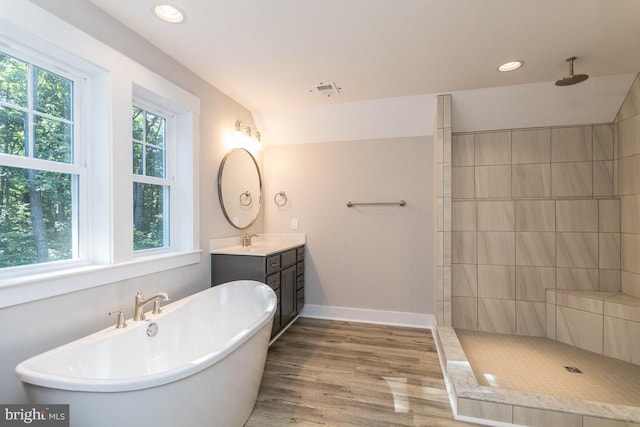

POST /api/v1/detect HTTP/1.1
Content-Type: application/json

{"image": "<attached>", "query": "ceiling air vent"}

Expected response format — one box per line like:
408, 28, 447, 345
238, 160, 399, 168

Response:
311, 82, 341, 97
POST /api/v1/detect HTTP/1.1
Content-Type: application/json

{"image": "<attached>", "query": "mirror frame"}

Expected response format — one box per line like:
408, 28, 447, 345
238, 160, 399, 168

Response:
217, 148, 263, 229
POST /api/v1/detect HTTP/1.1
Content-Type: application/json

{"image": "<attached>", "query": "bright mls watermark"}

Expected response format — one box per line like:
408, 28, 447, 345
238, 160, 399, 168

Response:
0, 405, 68, 426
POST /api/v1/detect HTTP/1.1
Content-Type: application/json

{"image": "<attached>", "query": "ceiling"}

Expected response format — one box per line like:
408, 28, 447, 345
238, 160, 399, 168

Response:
86, 0, 640, 115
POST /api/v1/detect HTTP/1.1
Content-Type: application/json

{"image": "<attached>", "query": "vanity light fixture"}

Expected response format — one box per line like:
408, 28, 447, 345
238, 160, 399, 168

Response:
153, 4, 185, 23
226, 120, 262, 153
497, 60, 523, 72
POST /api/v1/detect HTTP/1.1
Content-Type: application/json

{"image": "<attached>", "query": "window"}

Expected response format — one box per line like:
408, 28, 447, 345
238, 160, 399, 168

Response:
0, 4, 200, 308
0, 50, 81, 269
132, 105, 171, 251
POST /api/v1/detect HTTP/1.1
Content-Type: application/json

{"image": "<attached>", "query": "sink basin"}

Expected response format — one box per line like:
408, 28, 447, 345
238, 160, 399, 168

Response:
209, 233, 305, 256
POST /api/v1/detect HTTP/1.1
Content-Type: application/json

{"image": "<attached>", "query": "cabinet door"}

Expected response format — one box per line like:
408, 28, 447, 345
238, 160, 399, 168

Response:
280, 265, 297, 325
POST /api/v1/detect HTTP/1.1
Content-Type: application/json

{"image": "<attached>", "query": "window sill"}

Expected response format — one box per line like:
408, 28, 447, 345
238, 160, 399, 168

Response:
0, 250, 201, 308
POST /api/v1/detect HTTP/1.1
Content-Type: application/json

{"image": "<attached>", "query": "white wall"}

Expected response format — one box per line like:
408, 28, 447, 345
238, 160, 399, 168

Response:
263, 137, 434, 325
0, 0, 258, 401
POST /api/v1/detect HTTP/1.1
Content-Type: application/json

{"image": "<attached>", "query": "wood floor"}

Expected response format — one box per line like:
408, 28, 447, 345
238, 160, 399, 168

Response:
245, 317, 475, 426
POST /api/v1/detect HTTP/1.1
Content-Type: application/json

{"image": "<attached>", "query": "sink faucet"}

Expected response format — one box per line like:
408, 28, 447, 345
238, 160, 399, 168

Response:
242, 234, 258, 247
133, 291, 170, 321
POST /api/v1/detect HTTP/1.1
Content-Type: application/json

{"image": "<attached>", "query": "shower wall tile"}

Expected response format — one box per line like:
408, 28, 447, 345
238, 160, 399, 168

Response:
451, 166, 475, 199
512, 164, 551, 198
452, 231, 477, 264
556, 199, 598, 232
478, 298, 515, 334
516, 300, 546, 337
599, 199, 620, 232
622, 233, 640, 275
603, 316, 640, 364
593, 160, 614, 197
478, 231, 515, 265
604, 294, 640, 322
599, 233, 621, 269
556, 290, 609, 314
443, 163, 451, 198
452, 296, 477, 330
598, 269, 621, 292
618, 154, 640, 196
443, 197, 451, 232
452, 201, 476, 231
477, 201, 514, 231
593, 124, 614, 161
551, 162, 592, 198
515, 231, 555, 267
556, 268, 598, 291
622, 271, 640, 299
515, 200, 555, 231
551, 126, 593, 162
475, 131, 511, 165
475, 165, 511, 199
516, 266, 555, 302
556, 232, 598, 268
443, 131, 452, 165
452, 133, 474, 166
512, 128, 550, 164
621, 195, 640, 234
556, 305, 603, 354
546, 302, 556, 339
443, 300, 452, 325
618, 114, 640, 158
478, 265, 515, 299
452, 264, 477, 297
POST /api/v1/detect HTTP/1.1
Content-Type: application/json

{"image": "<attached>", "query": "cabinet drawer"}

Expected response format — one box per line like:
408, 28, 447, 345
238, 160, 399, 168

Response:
296, 260, 304, 275
296, 273, 304, 291
297, 246, 305, 261
281, 249, 296, 268
266, 273, 280, 290
266, 254, 280, 275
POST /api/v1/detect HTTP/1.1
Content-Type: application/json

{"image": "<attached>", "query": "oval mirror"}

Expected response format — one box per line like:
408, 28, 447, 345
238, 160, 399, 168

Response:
218, 148, 262, 229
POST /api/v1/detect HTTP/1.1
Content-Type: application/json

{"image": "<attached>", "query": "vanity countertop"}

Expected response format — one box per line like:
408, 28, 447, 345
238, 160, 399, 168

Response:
209, 233, 305, 256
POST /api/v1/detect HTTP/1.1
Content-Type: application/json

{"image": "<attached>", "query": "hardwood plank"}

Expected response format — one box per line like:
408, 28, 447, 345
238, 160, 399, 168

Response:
245, 318, 476, 426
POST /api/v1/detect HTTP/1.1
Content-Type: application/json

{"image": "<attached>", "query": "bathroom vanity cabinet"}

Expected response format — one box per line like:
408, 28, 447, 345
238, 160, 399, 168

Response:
211, 245, 305, 338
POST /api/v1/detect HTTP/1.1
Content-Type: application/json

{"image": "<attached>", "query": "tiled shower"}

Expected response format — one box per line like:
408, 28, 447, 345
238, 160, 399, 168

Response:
445, 73, 640, 365
450, 124, 618, 335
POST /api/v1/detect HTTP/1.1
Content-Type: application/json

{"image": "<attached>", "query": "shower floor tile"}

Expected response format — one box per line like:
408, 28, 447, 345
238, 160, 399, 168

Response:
457, 329, 640, 407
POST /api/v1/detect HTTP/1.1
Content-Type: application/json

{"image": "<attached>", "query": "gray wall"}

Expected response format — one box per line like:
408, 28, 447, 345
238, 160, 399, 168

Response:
263, 137, 434, 317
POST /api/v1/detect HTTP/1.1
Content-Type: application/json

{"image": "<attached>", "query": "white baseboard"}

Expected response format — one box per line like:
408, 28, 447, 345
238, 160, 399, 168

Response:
300, 304, 435, 329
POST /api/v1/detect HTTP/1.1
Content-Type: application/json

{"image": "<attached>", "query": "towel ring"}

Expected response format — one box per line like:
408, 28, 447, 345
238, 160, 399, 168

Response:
274, 191, 288, 207
239, 190, 252, 206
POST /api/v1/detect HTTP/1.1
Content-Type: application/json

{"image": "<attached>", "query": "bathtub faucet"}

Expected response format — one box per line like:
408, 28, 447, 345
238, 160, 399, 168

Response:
242, 234, 258, 247
133, 291, 170, 321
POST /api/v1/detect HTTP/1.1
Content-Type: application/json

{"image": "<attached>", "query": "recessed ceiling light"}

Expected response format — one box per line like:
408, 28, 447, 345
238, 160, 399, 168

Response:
153, 4, 184, 23
498, 60, 523, 72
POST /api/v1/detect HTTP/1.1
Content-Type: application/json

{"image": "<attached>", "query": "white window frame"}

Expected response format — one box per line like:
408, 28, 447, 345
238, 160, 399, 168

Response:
0, 5, 200, 308
0, 40, 88, 274
132, 97, 175, 254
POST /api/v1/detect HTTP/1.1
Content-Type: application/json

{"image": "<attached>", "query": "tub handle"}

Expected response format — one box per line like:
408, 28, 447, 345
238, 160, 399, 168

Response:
109, 308, 128, 329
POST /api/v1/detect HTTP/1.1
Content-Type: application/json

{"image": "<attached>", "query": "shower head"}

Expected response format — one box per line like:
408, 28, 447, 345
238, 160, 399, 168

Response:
555, 56, 589, 86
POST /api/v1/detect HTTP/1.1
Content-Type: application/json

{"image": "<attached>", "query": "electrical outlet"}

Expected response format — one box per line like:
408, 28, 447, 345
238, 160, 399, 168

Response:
291, 218, 299, 230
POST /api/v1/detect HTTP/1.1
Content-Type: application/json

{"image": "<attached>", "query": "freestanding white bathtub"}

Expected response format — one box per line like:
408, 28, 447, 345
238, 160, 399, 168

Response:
15, 280, 277, 427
